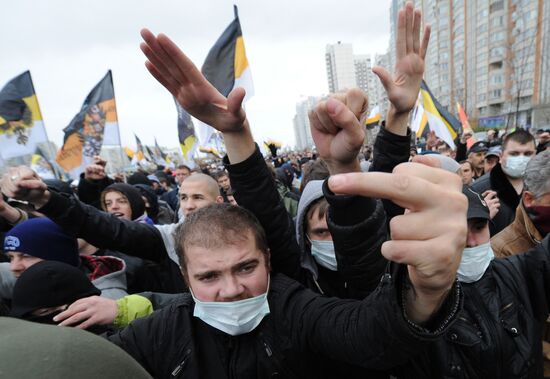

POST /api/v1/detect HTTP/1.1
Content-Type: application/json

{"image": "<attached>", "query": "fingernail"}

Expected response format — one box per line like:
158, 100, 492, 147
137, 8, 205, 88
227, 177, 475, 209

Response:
329, 175, 344, 188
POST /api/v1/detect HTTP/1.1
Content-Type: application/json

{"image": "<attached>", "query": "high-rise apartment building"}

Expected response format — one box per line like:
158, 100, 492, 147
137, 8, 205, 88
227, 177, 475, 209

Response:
354, 55, 372, 95
293, 96, 319, 150
388, 0, 550, 130
325, 42, 357, 93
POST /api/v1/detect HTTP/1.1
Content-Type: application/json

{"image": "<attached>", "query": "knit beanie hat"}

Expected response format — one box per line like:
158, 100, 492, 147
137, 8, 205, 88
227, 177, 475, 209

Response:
10, 260, 100, 318
3, 218, 79, 267
101, 183, 145, 221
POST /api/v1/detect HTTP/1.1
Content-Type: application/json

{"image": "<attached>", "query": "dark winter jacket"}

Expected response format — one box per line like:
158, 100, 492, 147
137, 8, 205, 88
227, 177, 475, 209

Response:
471, 163, 519, 236
224, 146, 387, 299
395, 235, 550, 378
109, 272, 462, 379
38, 192, 186, 293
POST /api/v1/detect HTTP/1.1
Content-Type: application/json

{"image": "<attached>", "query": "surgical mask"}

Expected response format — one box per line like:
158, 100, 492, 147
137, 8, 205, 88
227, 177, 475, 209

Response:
525, 204, 550, 236
191, 279, 270, 336
309, 239, 337, 271
502, 155, 531, 178
457, 242, 494, 283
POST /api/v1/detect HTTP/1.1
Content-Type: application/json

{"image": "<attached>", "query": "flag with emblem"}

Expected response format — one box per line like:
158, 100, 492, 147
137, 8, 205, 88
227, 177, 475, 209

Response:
0, 71, 48, 159
56, 71, 119, 176
365, 106, 382, 130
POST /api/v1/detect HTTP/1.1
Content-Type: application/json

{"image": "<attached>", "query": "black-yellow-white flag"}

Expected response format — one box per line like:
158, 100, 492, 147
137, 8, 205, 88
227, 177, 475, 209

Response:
0, 71, 48, 159
197, 5, 254, 146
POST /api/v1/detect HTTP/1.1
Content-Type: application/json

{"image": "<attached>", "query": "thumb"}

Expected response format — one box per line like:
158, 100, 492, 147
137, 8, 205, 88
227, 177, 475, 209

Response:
227, 87, 247, 120
372, 66, 393, 93
20, 180, 48, 191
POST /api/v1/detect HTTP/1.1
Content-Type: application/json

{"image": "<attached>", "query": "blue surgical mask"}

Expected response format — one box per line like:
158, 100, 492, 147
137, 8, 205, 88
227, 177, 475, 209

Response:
457, 242, 494, 283
191, 279, 270, 336
502, 155, 531, 178
309, 239, 338, 271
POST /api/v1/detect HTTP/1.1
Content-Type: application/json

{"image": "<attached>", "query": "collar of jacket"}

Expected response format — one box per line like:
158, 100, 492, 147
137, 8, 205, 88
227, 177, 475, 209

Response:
490, 163, 520, 209
517, 202, 544, 244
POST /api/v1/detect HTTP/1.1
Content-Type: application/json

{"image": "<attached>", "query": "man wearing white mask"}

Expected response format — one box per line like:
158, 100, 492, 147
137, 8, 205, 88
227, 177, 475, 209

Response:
393, 187, 550, 378
472, 129, 536, 236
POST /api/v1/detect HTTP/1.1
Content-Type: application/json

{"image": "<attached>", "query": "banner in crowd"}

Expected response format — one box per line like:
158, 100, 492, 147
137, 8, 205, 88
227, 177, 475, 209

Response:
365, 106, 381, 130
132, 134, 146, 165
197, 5, 254, 146
419, 80, 461, 149
0, 71, 48, 159
56, 71, 119, 176
175, 99, 198, 166
30, 151, 56, 180
411, 96, 428, 137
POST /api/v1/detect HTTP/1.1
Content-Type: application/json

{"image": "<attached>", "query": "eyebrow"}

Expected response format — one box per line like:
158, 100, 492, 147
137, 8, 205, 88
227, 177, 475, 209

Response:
310, 227, 329, 233
193, 258, 260, 279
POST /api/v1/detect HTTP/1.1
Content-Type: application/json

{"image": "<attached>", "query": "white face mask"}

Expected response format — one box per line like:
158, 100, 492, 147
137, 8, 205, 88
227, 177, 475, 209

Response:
309, 239, 337, 271
502, 155, 531, 178
191, 278, 270, 336
457, 242, 494, 283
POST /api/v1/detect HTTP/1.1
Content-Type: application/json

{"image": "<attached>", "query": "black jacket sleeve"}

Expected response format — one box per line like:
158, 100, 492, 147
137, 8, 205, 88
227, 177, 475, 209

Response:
224, 145, 302, 281
455, 139, 467, 162
323, 180, 389, 298
272, 271, 463, 370
39, 191, 167, 262
77, 173, 114, 209
369, 127, 411, 219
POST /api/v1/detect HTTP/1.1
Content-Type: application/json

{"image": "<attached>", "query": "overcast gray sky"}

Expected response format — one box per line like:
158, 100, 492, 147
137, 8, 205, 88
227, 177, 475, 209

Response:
2, 0, 390, 151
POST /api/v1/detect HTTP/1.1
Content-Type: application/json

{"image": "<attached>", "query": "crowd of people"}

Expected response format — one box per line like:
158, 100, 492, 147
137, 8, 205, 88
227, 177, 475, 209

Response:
1, 2, 550, 378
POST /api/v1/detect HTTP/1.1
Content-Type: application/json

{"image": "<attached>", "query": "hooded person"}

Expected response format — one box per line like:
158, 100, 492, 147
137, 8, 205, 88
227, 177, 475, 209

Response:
294, 180, 387, 298
10, 261, 101, 327
133, 183, 176, 225
0, 217, 127, 301
100, 183, 153, 225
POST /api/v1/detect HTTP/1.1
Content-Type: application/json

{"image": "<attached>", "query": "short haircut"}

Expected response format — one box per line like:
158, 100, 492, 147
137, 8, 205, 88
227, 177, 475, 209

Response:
180, 173, 220, 199
300, 159, 329, 193
502, 129, 535, 151
524, 150, 550, 197
176, 165, 191, 172
174, 203, 268, 274
212, 170, 229, 180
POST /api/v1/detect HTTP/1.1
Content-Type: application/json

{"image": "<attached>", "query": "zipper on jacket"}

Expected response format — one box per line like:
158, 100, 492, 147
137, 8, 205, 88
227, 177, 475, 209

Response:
171, 348, 191, 377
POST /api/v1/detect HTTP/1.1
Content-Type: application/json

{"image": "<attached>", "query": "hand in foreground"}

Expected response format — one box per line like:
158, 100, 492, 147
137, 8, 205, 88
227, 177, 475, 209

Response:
1, 166, 49, 208
308, 88, 367, 174
372, 1, 430, 114
54, 295, 118, 329
140, 29, 246, 134
328, 159, 466, 323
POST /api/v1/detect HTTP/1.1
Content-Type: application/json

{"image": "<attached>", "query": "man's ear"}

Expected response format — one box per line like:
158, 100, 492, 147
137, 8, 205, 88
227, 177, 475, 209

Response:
216, 196, 224, 204
523, 191, 535, 208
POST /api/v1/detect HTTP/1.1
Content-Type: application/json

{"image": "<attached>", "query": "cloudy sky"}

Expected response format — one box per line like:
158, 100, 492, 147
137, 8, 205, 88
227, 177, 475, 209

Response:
2, 0, 390, 151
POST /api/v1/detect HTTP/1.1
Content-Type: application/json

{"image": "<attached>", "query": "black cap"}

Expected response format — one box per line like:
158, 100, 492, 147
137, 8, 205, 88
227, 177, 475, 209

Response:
463, 188, 490, 220
467, 141, 489, 155
10, 261, 100, 318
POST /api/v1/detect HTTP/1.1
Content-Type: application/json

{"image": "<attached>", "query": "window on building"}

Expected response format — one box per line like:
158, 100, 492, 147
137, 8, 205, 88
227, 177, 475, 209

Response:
491, 89, 502, 98
490, 1, 504, 12
492, 15, 505, 27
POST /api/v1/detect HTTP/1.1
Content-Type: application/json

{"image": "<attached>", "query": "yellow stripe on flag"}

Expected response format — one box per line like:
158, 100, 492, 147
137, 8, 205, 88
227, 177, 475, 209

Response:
22, 94, 43, 121
420, 89, 458, 140
234, 36, 249, 79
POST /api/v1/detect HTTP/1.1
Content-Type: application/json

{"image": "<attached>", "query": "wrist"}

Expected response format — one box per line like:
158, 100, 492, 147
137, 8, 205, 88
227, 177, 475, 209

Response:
34, 190, 52, 209
326, 159, 362, 175
385, 105, 410, 136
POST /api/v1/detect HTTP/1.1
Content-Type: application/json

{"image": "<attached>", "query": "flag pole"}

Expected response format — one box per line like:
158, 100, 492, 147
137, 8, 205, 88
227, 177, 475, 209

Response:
108, 70, 126, 175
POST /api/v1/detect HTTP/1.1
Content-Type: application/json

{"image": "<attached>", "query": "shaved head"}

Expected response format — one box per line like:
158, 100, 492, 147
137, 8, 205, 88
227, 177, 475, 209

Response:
182, 173, 220, 199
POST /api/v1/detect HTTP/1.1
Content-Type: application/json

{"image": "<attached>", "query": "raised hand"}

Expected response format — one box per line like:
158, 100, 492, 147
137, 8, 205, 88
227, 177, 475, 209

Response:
327, 161, 466, 323
308, 88, 367, 174
140, 29, 246, 134
372, 2, 430, 114
482, 190, 501, 220
84, 155, 107, 181
1, 166, 49, 208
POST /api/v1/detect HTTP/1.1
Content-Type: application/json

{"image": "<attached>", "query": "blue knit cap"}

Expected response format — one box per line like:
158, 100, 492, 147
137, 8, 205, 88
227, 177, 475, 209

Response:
3, 218, 79, 267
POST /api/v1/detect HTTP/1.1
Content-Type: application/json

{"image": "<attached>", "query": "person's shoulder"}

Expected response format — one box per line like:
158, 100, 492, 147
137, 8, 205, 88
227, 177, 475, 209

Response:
471, 173, 491, 191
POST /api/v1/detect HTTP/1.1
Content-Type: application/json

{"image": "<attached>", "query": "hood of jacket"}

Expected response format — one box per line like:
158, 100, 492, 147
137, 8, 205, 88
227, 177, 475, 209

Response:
80, 255, 127, 300
295, 180, 324, 279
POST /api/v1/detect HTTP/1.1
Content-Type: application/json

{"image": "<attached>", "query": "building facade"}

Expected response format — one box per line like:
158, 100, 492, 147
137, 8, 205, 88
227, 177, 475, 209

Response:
293, 96, 319, 150
388, 0, 550, 130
